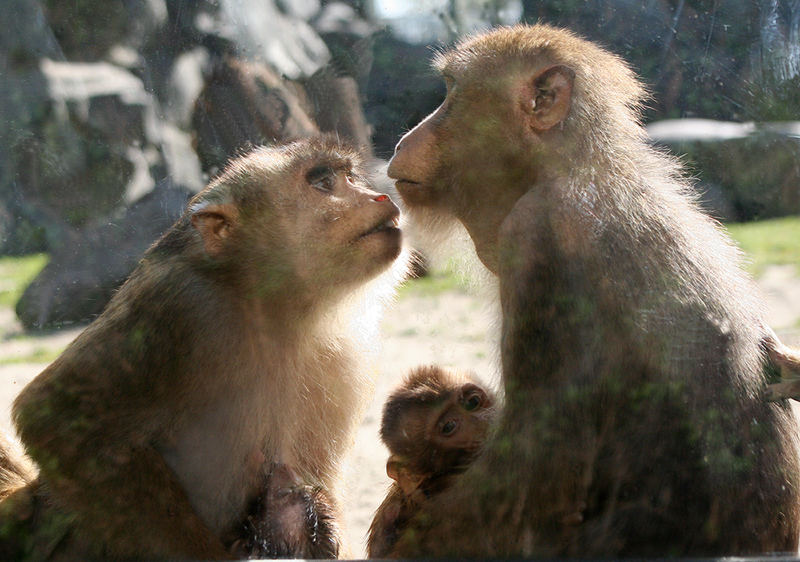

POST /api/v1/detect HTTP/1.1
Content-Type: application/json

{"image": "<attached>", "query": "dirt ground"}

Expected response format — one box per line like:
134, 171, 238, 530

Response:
0, 266, 798, 557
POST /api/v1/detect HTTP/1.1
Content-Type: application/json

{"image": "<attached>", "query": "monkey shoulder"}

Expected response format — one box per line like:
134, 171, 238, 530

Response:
12, 264, 206, 458
497, 186, 601, 295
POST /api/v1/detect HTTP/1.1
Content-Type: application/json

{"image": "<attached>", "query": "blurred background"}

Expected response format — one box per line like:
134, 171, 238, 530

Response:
1, 0, 800, 555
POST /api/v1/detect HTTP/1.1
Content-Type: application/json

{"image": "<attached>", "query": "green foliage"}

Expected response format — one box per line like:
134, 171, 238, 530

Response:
0, 346, 61, 366
398, 216, 800, 291
725, 216, 800, 276
745, 75, 800, 121
398, 262, 472, 298
0, 253, 48, 307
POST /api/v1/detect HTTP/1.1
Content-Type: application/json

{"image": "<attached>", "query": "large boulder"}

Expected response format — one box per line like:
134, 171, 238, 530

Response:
41, 0, 167, 61
648, 119, 800, 221
192, 56, 319, 174
364, 31, 446, 159
7, 0, 380, 330
16, 181, 192, 331
0, 57, 168, 245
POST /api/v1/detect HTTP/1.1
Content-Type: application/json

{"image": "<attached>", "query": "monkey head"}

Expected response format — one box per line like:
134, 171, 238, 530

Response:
386, 25, 644, 273
380, 366, 495, 497
188, 137, 402, 301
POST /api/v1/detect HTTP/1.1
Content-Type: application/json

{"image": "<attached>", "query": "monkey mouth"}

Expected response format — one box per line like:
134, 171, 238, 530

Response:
394, 179, 421, 192
359, 210, 401, 239
393, 180, 431, 206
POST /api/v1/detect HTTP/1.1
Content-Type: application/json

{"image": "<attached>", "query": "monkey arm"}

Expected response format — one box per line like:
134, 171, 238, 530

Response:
492, 189, 608, 544
13, 361, 228, 559
763, 331, 800, 401
367, 485, 409, 558
496, 188, 598, 392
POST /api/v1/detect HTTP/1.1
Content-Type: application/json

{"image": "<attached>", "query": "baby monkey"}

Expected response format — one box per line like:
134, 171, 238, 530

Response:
367, 365, 496, 558
228, 463, 339, 559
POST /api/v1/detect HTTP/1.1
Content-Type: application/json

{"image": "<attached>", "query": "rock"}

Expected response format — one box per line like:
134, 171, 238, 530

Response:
0, 0, 61, 63
216, 0, 329, 79
313, 2, 376, 84
192, 56, 318, 174
164, 47, 210, 128
0, 0, 61, 253
365, 31, 446, 158
41, 0, 167, 61
3, 59, 162, 235
276, 0, 320, 21
160, 125, 205, 193
648, 119, 800, 221
302, 71, 373, 154
16, 181, 192, 331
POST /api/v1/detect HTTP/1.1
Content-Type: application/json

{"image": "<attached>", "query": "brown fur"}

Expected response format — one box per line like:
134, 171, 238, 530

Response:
386, 24, 800, 557
367, 366, 495, 558
228, 463, 340, 559
0, 432, 34, 501
0, 137, 408, 559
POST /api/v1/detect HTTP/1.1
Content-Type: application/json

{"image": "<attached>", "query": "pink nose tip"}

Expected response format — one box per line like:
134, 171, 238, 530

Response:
374, 194, 389, 202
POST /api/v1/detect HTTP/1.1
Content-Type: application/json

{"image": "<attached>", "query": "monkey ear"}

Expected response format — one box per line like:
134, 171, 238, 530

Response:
190, 203, 239, 257
528, 65, 574, 131
387, 457, 426, 497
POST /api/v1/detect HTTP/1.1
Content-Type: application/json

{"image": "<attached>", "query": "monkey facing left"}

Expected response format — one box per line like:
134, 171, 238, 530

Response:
0, 137, 408, 559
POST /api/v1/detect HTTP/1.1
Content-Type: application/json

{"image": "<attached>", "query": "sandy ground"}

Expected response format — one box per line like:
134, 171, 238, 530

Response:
0, 266, 798, 557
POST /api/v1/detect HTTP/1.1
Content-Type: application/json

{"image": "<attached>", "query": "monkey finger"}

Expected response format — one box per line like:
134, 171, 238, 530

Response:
764, 380, 800, 402
561, 511, 584, 526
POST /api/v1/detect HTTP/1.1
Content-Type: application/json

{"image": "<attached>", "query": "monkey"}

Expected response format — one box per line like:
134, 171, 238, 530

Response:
227, 463, 340, 559
763, 330, 800, 401
384, 24, 800, 557
366, 365, 496, 558
0, 432, 34, 502
0, 136, 408, 559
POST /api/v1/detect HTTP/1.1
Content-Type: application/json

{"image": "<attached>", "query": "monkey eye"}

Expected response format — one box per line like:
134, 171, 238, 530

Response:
441, 419, 458, 436
463, 393, 483, 411
306, 165, 336, 192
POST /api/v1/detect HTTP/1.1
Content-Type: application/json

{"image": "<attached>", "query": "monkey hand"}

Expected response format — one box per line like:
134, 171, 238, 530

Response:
560, 501, 587, 526
762, 332, 800, 401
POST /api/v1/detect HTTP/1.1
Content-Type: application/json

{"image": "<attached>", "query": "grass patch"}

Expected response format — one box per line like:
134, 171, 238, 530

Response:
398, 263, 471, 298
725, 216, 800, 277
0, 346, 62, 366
398, 216, 800, 291
0, 253, 48, 307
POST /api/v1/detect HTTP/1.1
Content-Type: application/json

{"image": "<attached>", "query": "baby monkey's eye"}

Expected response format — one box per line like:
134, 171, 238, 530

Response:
441, 419, 458, 436
306, 166, 336, 192
463, 394, 482, 411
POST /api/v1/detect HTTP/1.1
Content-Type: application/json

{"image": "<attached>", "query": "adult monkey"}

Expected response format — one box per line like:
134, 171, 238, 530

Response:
386, 24, 800, 557
0, 137, 407, 559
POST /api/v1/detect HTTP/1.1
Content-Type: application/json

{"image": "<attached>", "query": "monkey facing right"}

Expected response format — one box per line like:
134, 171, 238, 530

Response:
0, 136, 408, 559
